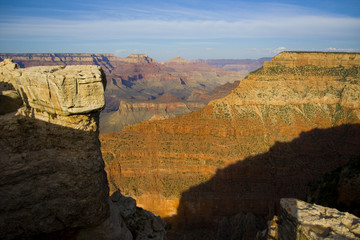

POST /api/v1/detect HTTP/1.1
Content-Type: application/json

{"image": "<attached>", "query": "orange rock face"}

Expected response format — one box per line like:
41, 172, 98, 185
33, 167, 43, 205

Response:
100, 52, 360, 235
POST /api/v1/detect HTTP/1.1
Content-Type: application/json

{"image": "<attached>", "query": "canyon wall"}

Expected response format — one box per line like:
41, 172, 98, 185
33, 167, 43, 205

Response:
100, 52, 360, 237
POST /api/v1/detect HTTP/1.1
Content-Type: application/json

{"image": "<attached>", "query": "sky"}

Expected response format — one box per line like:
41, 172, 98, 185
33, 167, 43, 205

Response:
0, 0, 360, 61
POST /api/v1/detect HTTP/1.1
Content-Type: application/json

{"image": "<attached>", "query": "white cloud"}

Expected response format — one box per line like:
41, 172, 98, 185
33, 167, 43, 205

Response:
273, 47, 286, 53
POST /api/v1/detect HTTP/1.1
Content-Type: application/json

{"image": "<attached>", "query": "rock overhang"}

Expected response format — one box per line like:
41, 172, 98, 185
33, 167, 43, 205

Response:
0, 59, 107, 116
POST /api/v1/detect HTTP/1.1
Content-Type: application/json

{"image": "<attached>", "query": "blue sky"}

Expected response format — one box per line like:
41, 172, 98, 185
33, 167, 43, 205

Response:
0, 0, 359, 60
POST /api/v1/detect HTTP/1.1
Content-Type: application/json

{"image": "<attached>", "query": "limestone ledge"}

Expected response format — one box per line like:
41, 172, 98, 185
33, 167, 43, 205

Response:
259, 198, 360, 240
211, 79, 360, 109
0, 59, 106, 117
268, 52, 360, 68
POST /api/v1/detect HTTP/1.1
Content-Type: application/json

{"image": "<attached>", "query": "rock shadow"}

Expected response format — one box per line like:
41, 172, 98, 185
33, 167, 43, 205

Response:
166, 124, 360, 238
0, 111, 109, 239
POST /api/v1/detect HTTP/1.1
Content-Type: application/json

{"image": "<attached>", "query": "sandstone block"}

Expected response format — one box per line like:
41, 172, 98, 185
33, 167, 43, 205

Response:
279, 198, 360, 239
0, 59, 106, 116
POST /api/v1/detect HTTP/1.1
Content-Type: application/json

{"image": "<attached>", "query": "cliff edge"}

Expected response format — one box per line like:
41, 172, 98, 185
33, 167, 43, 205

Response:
0, 59, 166, 239
0, 59, 109, 239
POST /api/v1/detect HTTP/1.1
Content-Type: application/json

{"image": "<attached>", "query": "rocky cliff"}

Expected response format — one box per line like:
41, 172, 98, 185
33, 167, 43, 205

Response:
99, 52, 360, 238
0, 59, 109, 239
0, 59, 166, 239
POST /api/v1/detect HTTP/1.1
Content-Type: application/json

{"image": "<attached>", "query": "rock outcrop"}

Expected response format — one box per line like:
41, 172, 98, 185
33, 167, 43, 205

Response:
121, 54, 156, 64
0, 59, 109, 239
258, 198, 360, 240
167, 56, 189, 64
99, 52, 360, 238
0, 59, 166, 239
77, 191, 167, 240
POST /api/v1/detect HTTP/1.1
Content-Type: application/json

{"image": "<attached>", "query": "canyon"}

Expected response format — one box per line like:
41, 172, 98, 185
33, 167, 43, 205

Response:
0, 53, 252, 132
1, 51, 360, 239
99, 52, 360, 238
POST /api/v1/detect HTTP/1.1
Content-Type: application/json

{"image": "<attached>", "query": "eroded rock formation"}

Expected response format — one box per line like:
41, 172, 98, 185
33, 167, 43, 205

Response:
99, 52, 360, 238
0, 59, 166, 240
0, 59, 109, 239
258, 198, 360, 240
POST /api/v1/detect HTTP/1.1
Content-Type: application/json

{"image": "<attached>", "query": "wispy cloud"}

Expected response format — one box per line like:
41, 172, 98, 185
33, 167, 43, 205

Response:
1, 1, 360, 59
1, 15, 359, 41
273, 47, 287, 54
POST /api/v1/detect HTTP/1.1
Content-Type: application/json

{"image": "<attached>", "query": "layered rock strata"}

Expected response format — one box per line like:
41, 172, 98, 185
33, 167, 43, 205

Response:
0, 59, 166, 239
259, 198, 360, 240
99, 52, 360, 237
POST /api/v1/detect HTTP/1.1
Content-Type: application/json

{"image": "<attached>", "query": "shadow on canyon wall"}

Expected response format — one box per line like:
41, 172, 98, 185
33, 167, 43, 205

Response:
165, 124, 360, 237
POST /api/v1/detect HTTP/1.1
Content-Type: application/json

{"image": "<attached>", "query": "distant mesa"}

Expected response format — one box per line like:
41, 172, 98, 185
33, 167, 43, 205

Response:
167, 56, 189, 64
155, 93, 182, 102
119, 54, 156, 64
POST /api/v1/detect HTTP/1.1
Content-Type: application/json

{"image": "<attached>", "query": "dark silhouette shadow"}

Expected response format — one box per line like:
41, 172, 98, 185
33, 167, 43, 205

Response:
166, 124, 360, 238
0, 110, 109, 239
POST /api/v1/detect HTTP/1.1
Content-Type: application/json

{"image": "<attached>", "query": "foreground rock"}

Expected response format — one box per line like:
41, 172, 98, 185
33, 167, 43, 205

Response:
0, 59, 166, 239
77, 190, 167, 240
258, 198, 360, 240
0, 59, 109, 239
